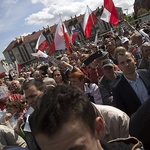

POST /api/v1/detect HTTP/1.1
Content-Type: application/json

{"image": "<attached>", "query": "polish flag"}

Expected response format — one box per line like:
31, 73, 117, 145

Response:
70, 26, 79, 44
14, 60, 21, 75
100, 0, 119, 25
35, 33, 50, 52
62, 23, 72, 55
0, 72, 7, 78
31, 50, 48, 58
83, 6, 98, 38
48, 19, 71, 55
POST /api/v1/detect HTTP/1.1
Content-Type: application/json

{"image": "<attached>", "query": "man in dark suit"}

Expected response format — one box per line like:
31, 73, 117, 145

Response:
129, 97, 150, 150
113, 48, 150, 117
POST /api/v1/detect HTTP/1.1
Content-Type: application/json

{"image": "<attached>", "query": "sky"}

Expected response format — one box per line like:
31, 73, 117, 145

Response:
0, 0, 135, 59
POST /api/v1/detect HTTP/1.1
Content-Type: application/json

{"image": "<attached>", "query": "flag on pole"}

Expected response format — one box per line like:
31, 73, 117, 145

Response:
48, 19, 71, 55
83, 5, 98, 38
70, 26, 80, 44
35, 33, 50, 52
100, 0, 119, 25
31, 50, 49, 58
14, 60, 21, 75
62, 23, 72, 55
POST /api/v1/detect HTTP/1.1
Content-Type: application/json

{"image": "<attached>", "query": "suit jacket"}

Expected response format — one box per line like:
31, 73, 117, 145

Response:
129, 97, 150, 150
113, 69, 150, 117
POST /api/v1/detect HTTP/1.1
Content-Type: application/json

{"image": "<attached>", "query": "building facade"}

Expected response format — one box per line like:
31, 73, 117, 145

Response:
134, 0, 150, 16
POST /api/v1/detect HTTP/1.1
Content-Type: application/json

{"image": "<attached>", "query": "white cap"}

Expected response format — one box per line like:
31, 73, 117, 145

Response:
121, 37, 129, 44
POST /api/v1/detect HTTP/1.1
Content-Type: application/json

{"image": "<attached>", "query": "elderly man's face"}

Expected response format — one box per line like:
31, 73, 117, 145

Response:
142, 46, 150, 60
11, 81, 21, 90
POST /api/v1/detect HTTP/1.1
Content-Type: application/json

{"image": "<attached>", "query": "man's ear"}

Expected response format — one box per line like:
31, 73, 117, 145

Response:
95, 117, 105, 140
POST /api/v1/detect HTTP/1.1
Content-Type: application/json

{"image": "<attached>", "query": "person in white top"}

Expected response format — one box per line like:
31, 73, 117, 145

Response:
69, 71, 103, 104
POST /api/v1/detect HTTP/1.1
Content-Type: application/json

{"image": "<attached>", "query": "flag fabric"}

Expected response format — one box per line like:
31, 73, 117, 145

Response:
83, 6, 98, 38
70, 26, 80, 44
100, 0, 119, 25
31, 50, 49, 58
14, 61, 21, 75
35, 33, 50, 52
48, 19, 71, 55
0, 72, 7, 78
62, 23, 72, 55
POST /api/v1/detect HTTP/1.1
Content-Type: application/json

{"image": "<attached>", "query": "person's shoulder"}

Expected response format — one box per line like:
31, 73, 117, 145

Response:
138, 58, 148, 69
137, 68, 150, 72
94, 104, 129, 118
113, 75, 125, 89
98, 75, 105, 83
0, 124, 13, 132
137, 68, 150, 76
115, 71, 123, 76
107, 137, 144, 150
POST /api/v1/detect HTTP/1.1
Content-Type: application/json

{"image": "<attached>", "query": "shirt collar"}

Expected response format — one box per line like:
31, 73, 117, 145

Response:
124, 72, 139, 84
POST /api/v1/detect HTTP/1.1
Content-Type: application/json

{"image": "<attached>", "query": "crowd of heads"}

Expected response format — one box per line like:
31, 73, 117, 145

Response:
0, 19, 149, 149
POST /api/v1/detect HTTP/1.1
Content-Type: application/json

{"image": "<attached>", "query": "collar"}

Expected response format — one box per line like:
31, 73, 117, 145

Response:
124, 72, 139, 84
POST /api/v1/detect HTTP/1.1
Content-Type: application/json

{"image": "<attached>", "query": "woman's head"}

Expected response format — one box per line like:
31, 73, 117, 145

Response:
69, 71, 90, 89
52, 69, 68, 85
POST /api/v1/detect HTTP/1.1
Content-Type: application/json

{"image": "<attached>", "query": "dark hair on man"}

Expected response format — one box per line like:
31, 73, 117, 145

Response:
38, 65, 48, 75
31, 85, 97, 137
22, 79, 46, 92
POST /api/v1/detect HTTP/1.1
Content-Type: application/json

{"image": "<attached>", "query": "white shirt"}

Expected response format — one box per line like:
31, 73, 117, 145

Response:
84, 83, 103, 104
125, 73, 149, 104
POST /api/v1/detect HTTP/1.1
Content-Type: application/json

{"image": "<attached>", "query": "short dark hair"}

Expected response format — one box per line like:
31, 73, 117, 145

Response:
31, 85, 97, 137
22, 79, 45, 92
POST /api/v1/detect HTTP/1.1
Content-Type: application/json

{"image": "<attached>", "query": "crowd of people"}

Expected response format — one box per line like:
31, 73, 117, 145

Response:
0, 19, 150, 150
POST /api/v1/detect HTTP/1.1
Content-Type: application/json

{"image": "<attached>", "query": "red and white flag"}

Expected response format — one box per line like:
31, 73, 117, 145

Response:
48, 19, 71, 55
83, 6, 98, 38
35, 33, 50, 52
100, 0, 119, 25
70, 26, 79, 44
31, 50, 48, 58
14, 60, 21, 75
